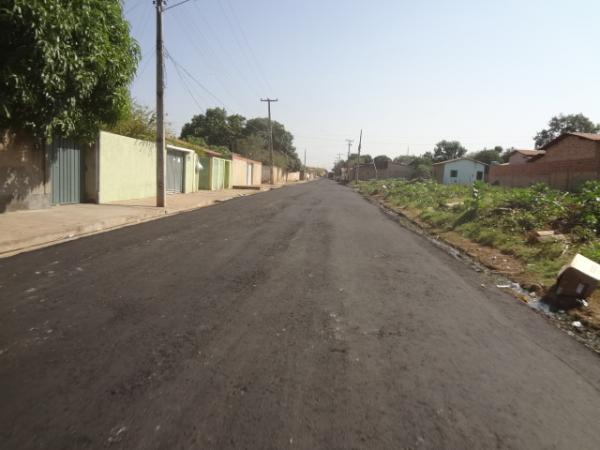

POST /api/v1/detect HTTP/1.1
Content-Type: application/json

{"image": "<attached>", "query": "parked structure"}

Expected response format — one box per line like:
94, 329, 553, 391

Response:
489, 132, 600, 190
349, 161, 415, 181
433, 158, 487, 185
231, 153, 261, 188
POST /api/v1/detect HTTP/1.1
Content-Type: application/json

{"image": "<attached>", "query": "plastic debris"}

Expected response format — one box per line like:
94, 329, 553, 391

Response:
571, 321, 583, 330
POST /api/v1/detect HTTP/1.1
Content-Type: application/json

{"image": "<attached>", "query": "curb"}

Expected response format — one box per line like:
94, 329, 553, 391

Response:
0, 185, 289, 258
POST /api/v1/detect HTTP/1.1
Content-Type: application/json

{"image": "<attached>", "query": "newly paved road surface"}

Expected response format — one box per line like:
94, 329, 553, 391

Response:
1, 180, 599, 449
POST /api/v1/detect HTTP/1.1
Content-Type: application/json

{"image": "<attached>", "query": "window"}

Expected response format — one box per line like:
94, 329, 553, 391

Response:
450, 169, 458, 178
476, 171, 483, 180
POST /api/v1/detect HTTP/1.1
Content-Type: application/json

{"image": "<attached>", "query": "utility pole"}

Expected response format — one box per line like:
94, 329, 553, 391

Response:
356, 130, 363, 182
304, 148, 307, 168
261, 98, 278, 184
155, 0, 166, 208
154, 0, 194, 208
345, 139, 353, 181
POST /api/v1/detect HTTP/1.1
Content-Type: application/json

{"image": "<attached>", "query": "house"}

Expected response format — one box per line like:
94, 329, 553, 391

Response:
197, 148, 232, 191
0, 129, 234, 212
231, 153, 261, 188
489, 132, 600, 190
506, 149, 546, 165
433, 158, 487, 185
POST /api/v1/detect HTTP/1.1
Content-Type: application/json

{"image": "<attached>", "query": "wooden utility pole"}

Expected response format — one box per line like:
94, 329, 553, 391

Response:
155, 0, 166, 207
355, 130, 362, 182
261, 98, 278, 184
345, 139, 353, 181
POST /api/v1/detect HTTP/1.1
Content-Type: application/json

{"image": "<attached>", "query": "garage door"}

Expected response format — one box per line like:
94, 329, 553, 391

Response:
49, 138, 83, 204
166, 150, 185, 194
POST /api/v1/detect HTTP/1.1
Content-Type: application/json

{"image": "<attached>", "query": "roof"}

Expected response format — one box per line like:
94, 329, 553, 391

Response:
166, 144, 195, 154
202, 148, 227, 158
510, 149, 545, 157
231, 152, 261, 164
432, 157, 488, 166
540, 132, 600, 150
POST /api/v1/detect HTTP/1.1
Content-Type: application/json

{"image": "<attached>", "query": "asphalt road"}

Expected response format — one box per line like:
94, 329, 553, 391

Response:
1, 179, 600, 450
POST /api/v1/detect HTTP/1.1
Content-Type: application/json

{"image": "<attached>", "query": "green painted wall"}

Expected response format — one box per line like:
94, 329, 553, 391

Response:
185, 151, 194, 193
98, 131, 156, 203
98, 132, 201, 203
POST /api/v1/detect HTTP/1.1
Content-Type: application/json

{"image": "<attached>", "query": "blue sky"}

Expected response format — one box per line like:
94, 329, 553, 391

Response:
125, 0, 600, 168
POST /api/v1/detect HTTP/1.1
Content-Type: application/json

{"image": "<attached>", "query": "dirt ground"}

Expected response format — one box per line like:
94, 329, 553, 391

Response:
373, 194, 600, 331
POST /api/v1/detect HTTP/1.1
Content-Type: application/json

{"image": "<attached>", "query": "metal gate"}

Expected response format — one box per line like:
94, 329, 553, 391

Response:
49, 138, 83, 204
246, 163, 254, 185
166, 150, 185, 194
212, 158, 225, 190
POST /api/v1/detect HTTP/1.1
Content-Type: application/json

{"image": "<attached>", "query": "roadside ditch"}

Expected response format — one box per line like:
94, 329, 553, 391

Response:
355, 186, 600, 355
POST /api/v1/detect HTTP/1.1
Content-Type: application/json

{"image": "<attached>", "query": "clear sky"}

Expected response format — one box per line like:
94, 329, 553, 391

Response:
125, 0, 600, 169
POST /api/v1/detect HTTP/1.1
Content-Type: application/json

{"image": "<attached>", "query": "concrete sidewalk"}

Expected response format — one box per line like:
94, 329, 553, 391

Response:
0, 188, 272, 257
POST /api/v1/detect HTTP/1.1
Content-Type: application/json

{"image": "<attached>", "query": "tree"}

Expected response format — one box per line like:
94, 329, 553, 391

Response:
534, 113, 599, 148
0, 0, 140, 142
432, 140, 467, 162
180, 108, 245, 149
468, 146, 503, 164
373, 155, 391, 169
393, 155, 413, 165
105, 103, 156, 141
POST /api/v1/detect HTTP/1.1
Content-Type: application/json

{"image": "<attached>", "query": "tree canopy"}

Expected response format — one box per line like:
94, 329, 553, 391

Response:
0, 0, 140, 142
181, 108, 302, 171
467, 146, 503, 164
432, 140, 467, 162
534, 113, 599, 148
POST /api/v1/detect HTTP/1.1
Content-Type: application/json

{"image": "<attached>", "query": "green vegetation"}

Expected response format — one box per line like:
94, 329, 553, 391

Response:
358, 179, 600, 283
0, 0, 140, 142
180, 108, 302, 170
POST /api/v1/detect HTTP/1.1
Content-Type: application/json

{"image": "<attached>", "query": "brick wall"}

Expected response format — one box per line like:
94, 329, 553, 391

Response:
489, 136, 600, 191
489, 157, 600, 190
542, 135, 598, 162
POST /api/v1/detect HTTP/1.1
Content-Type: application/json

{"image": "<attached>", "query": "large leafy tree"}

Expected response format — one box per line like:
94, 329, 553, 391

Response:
180, 108, 246, 149
534, 113, 599, 148
432, 140, 467, 162
0, 0, 140, 142
181, 108, 302, 170
467, 146, 503, 164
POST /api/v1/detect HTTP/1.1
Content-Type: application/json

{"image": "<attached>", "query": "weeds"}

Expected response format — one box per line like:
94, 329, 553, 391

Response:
358, 179, 600, 284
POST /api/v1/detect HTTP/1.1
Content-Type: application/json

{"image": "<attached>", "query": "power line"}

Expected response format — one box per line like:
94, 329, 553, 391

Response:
166, 50, 230, 109
167, 52, 205, 112
220, 0, 273, 94
169, 9, 243, 112
164, 0, 195, 12
191, 1, 263, 99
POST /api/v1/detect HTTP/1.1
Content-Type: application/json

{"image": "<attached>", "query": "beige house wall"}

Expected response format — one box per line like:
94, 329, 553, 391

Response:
0, 133, 50, 212
231, 154, 262, 186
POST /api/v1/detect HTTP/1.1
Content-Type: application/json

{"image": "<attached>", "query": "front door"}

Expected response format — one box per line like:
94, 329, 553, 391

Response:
49, 138, 83, 204
246, 163, 253, 185
166, 150, 184, 194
